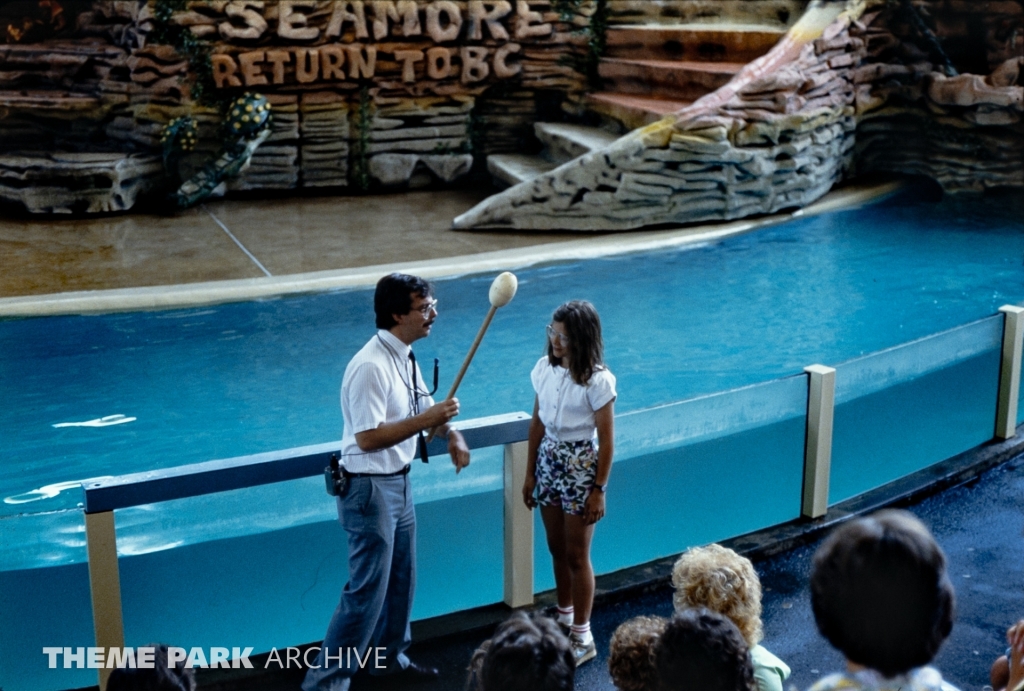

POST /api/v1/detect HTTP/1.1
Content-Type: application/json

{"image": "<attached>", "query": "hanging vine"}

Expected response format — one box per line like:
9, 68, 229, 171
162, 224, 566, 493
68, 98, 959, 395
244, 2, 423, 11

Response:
350, 85, 374, 190
150, 0, 222, 107
552, 0, 609, 90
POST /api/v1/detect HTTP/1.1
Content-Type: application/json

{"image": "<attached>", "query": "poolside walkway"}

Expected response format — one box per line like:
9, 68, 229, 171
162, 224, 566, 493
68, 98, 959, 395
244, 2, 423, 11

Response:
405, 451, 1024, 691
196, 450, 1023, 691
0, 179, 900, 316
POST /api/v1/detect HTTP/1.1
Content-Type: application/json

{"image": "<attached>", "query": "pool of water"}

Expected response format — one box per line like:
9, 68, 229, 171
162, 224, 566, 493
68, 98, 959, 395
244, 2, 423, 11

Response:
1, 186, 1022, 560
1, 185, 1022, 691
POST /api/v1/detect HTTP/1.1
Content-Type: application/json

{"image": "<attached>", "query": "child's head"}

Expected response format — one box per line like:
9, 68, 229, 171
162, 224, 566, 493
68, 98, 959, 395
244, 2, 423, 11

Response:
476, 612, 575, 691
811, 509, 955, 677
671, 544, 763, 647
547, 300, 604, 385
654, 608, 755, 691
609, 615, 668, 691
106, 644, 195, 691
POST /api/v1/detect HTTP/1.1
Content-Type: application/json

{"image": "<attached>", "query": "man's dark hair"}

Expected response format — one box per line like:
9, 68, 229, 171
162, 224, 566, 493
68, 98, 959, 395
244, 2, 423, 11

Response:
375, 273, 432, 329
810, 509, 955, 677
547, 300, 605, 386
477, 612, 574, 691
654, 608, 754, 691
106, 644, 195, 691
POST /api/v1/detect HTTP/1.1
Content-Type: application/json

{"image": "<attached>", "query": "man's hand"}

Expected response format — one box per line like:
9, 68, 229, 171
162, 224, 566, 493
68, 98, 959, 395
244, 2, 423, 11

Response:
447, 429, 470, 474
583, 489, 606, 525
423, 398, 460, 428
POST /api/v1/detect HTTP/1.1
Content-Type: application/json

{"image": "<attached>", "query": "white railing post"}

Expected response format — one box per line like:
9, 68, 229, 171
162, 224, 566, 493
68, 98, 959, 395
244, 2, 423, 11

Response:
996, 305, 1024, 440
85, 510, 125, 691
503, 440, 533, 607
802, 365, 836, 519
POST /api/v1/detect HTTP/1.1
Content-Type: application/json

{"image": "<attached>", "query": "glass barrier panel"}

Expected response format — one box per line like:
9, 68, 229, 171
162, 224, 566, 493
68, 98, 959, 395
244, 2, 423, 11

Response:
535, 375, 808, 590
830, 317, 1002, 504
113, 471, 504, 675
1018, 331, 1024, 426
0, 511, 93, 691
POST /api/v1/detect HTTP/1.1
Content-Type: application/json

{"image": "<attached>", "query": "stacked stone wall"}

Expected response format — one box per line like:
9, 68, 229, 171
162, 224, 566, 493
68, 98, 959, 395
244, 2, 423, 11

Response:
455, 2, 864, 229
156, 0, 590, 189
606, 0, 805, 27
0, 0, 590, 210
851, 1, 1023, 192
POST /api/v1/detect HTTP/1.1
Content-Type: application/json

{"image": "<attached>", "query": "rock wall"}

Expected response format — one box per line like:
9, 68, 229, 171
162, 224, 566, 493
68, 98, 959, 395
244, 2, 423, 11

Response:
454, 0, 1023, 230
852, 0, 1024, 192
454, 0, 859, 229
606, 0, 805, 27
0, 0, 591, 211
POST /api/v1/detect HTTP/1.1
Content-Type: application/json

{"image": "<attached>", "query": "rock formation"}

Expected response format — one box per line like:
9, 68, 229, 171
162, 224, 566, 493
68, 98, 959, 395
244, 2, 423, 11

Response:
454, 0, 1023, 230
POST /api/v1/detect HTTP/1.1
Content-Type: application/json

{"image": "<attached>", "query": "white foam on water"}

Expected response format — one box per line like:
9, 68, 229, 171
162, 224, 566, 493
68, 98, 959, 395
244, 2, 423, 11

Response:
4, 476, 114, 505
52, 414, 136, 428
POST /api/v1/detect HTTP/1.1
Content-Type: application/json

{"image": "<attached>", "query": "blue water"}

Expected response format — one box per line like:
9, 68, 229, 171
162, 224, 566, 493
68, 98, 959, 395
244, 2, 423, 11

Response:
1, 186, 1022, 691
1, 188, 1022, 546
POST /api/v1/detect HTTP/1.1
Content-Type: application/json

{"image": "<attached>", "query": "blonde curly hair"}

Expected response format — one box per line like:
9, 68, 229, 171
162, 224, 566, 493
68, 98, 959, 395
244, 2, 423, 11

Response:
671, 544, 763, 646
608, 615, 667, 691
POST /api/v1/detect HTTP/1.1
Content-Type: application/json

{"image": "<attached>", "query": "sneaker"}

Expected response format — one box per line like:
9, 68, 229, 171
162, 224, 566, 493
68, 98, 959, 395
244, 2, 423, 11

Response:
569, 633, 596, 667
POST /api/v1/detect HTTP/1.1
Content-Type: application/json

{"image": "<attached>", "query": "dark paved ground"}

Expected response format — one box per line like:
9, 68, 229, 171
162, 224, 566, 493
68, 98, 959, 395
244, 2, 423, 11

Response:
397, 454, 1024, 691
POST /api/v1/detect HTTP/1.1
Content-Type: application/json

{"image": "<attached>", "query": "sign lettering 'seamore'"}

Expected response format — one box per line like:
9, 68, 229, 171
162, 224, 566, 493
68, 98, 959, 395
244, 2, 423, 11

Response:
210, 0, 555, 88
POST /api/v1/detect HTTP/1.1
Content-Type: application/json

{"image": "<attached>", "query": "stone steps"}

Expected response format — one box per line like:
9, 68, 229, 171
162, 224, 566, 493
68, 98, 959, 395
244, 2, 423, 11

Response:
487, 122, 621, 188
586, 92, 694, 130
589, 23, 784, 130
604, 24, 787, 63
487, 153, 559, 188
598, 58, 743, 99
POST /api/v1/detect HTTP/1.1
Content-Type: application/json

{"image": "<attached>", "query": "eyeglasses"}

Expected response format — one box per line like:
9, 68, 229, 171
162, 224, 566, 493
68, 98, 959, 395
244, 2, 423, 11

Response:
546, 324, 569, 346
411, 300, 438, 317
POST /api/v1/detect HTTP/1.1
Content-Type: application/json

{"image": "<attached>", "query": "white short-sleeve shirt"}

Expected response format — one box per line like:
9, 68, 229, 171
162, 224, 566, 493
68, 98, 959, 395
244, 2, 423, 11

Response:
531, 356, 616, 442
340, 329, 434, 474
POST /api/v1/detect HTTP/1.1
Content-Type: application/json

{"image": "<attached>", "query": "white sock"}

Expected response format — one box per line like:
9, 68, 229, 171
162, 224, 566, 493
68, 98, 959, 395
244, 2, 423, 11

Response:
556, 605, 574, 627
570, 622, 592, 645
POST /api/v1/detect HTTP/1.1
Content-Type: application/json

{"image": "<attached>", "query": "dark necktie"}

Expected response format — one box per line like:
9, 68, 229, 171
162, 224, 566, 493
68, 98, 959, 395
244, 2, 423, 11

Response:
409, 350, 429, 463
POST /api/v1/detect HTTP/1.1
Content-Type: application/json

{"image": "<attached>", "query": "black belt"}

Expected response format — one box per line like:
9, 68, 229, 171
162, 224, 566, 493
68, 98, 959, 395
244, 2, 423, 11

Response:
342, 464, 411, 479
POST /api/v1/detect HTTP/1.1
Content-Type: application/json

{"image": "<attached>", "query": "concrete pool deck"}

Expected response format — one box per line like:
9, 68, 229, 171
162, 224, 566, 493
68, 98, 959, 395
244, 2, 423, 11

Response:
0, 178, 901, 317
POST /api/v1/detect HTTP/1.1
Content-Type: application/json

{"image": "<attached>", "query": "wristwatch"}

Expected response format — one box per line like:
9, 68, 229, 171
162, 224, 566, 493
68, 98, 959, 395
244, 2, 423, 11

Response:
595, 483, 608, 493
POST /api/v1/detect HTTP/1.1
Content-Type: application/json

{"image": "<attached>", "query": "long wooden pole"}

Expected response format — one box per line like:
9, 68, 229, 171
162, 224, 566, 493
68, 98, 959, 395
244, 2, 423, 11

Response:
427, 304, 498, 441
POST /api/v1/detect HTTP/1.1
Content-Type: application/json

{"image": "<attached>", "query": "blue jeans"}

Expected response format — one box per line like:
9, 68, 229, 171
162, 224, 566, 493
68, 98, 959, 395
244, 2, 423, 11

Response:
302, 474, 416, 691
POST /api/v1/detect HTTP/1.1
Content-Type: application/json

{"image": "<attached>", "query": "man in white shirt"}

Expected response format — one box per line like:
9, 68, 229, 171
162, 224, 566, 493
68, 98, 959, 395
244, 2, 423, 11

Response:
303, 273, 470, 691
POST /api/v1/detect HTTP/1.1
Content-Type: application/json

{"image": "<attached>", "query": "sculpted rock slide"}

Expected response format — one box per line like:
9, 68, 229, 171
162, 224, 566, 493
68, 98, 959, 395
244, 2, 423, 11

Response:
454, 0, 858, 230
454, 0, 1024, 231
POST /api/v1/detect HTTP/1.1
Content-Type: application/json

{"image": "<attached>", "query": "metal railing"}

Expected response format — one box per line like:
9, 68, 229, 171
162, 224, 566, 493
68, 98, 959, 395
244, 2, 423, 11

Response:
79, 305, 1024, 690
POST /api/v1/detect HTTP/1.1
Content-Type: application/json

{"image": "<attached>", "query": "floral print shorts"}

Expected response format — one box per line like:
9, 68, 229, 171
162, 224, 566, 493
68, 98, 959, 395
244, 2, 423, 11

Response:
534, 436, 597, 516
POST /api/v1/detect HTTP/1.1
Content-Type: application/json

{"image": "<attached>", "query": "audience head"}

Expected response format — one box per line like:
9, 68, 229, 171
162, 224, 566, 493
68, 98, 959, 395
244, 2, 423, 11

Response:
671, 544, 764, 647
609, 615, 668, 691
654, 608, 755, 691
475, 611, 575, 691
106, 644, 195, 691
810, 509, 955, 677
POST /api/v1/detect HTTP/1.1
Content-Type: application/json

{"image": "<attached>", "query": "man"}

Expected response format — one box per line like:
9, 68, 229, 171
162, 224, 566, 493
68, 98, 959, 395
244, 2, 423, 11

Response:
303, 273, 471, 691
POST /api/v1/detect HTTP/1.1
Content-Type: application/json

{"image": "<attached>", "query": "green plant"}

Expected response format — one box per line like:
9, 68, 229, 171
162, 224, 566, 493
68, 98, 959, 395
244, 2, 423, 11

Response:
351, 85, 374, 191
586, 0, 608, 89
552, 0, 582, 21
550, 0, 608, 90
464, 106, 482, 156
150, 0, 225, 107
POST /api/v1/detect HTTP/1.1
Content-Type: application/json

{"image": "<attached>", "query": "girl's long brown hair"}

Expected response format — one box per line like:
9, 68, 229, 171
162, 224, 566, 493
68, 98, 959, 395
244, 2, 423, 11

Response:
547, 300, 604, 386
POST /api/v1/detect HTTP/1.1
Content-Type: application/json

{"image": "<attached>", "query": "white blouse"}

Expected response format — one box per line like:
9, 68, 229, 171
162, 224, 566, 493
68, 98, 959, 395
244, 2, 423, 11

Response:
531, 356, 617, 442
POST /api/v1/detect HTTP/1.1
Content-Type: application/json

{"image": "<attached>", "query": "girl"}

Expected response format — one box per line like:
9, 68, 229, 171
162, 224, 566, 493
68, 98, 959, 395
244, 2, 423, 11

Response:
522, 300, 616, 666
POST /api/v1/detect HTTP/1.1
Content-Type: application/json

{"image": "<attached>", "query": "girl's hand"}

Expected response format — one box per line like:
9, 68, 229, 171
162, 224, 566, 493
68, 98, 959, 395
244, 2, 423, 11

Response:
583, 489, 605, 525
522, 475, 537, 509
